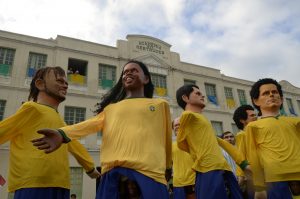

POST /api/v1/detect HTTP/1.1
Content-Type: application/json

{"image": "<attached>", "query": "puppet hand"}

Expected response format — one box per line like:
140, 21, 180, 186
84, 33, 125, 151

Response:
86, 168, 101, 179
243, 165, 253, 180
31, 129, 63, 153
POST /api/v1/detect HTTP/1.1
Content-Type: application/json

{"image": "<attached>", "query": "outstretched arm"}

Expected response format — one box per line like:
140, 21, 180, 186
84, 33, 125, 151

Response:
32, 111, 105, 153
68, 140, 100, 179
60, 112, 105, 139
217, 137, 249, 170
31, 129, 69, 153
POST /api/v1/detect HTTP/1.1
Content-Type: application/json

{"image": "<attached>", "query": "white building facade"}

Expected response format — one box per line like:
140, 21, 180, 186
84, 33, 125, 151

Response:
0, 30, 300, 199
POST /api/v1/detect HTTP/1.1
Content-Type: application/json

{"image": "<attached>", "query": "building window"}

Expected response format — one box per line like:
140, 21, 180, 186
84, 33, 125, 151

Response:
151, 73, 167, 96
286, 98, 296, 115
70, 167, 83, 199
231, 123, 239, 135
8, 193, 14, 199
280, 106, 287, 116
184, 79, 196, 85
237, 89, 247, 105
99, 64, 116, 89
297, 100, 300, 113
0, 100, 6, 121
97, 132, 102, 145
67, 58, 88, 85
27, 52, 47, 77
205, 83, 218, 105
211, 121, 223, 136
64, 106, 86, 125
224, 87, 235, 109
0, 47, 15, 76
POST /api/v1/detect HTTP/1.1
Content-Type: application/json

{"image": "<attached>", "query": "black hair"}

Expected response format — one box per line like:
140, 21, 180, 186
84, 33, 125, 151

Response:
95, 60, 154, 113
176, 84, 199, 110
233, 105, 255, 130
70, 193, 77, 198
250, 78, 283, 113
28, 66, 65, 102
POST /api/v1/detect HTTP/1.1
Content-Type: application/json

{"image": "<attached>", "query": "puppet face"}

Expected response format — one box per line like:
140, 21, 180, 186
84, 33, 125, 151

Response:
253, 83, 283, 112
241, 109, 257, 127
122, 62, 149, 91
42, 70, 68, 102
184, 87, 205, 109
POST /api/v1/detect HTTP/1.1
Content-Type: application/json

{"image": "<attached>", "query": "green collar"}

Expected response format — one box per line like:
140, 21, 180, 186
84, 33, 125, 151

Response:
37, 103, 58, 112
260, 114, 280, 119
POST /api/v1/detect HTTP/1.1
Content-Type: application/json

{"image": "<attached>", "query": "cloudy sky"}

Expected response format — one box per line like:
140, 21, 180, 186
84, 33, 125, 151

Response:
1, 0, 300, 86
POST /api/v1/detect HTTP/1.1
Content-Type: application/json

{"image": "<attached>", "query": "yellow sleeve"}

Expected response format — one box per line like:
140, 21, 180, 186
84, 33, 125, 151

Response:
67, 140, 95, 172
60, 112, 105, 139
177, 112, 191, 153
0, 103, 38, 144
286, 116, 300, 134
236, 164, 245, 177
217, 138, 245, 165
163, 102, 173, 169
244, 125, 266, 188
235, 133, 247, 160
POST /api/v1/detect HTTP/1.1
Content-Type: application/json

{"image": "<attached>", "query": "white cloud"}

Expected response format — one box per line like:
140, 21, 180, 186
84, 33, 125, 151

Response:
0, 0, 98, 39
166, 0, 300, 86
0, 0, 299, 86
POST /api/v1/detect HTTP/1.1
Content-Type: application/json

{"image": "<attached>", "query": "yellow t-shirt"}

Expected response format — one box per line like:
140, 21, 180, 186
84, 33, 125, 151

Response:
245, 116, 300, 187
0, 102, 95, 192
172, 142, 195, 187
61, 98, 172, 184
177, 111, 231, 173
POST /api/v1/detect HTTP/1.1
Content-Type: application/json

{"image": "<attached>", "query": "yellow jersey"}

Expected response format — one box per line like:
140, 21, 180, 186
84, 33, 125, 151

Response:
245, 116, 300, 187
0, 102, 95, 192
177, 111, 232, 173
172, 142, 195, 187
61, 98, 172, 185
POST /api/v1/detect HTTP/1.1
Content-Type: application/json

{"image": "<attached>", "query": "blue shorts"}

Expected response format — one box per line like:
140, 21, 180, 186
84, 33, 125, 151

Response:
195, 170, 243, 199
267, 181, 293, 199
96, 167, 169, 199
173, 187, 185, 199
14, 187, 69, 199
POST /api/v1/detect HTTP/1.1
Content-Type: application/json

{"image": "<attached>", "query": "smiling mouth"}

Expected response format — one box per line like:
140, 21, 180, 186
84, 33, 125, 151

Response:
269, 99, 278, 102
124, 76, 135, 83
60, 90, 67, 95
